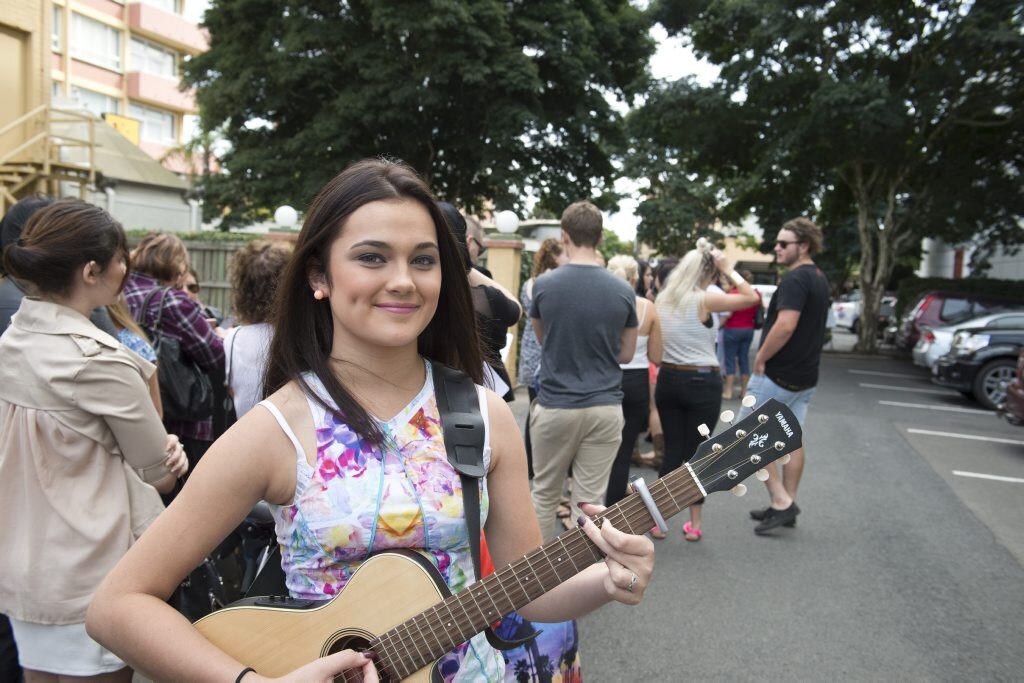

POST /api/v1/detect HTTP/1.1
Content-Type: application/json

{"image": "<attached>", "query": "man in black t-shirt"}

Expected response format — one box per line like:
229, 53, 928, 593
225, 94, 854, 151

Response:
740, 217, 830, 533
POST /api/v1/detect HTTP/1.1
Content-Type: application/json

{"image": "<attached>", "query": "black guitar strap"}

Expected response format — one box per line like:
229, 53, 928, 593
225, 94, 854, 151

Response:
431, 362, 538, 651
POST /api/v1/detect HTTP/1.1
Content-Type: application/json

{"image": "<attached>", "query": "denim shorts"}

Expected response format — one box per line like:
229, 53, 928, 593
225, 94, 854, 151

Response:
737, 374, 816, 427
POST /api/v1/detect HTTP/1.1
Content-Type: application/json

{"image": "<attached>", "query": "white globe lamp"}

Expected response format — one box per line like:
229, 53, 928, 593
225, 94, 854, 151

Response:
274, 205, 298, 228
495, 210, 519, 235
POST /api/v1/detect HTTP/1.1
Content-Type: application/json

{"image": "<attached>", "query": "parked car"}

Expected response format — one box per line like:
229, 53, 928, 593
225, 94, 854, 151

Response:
912, 310, 1024, 369
998, 348, 1024, 426
931, 326, 1024, 409
831, 290, 897, 336
895, 291, 1024, 350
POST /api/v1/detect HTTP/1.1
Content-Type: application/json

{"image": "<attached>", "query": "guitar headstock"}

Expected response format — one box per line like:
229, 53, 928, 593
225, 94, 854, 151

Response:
689, 398, 803, 496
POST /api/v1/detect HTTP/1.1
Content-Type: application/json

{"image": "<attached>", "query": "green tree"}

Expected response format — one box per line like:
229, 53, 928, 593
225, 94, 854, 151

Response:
633, 0, 1024, 350
185, 0, 654, 227
598, 227, 634, 262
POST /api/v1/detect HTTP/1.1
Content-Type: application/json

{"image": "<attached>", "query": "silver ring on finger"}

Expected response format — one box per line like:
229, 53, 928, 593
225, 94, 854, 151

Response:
626, 572, 638, 593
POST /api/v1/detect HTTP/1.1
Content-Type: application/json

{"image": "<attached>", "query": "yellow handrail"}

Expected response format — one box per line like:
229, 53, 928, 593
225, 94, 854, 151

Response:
0, 105, 98, 207
0, 132, 47, 167
0, 104, 47, 139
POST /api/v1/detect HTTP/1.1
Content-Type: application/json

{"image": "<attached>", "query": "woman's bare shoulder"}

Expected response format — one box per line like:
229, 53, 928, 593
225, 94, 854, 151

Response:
263, 380, 311, 420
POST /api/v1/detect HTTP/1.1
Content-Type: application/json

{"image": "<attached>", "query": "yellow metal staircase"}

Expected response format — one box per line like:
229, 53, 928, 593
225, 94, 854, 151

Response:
0, 105, 97, 213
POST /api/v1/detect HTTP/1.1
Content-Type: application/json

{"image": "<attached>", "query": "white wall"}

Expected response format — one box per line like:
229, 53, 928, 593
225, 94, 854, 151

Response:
918, 237, 1024, 280
88, 182, 191, 232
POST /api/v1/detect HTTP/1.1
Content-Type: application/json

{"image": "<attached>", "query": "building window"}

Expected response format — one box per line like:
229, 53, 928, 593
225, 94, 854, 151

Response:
52, 7, 62, 52
129, 103, 176, 145
130, 38, 178, 78
138, 0, 181, 13
72, 86, 120, 118
71, 13, 121, 71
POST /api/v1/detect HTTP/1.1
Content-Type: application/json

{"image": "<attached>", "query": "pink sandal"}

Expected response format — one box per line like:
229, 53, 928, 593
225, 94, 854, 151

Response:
683, 521, 702, 542
650, 526, 666, 540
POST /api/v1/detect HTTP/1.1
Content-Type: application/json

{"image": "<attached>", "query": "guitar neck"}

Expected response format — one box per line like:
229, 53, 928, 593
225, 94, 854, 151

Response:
371, 465, 704, 676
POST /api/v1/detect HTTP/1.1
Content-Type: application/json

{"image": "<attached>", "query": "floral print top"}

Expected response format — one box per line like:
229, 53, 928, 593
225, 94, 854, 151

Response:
117, 328, 157, 363
262, 360, 504, 681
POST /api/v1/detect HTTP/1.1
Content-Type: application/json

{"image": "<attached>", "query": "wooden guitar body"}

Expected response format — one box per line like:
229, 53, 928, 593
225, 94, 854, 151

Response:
194, 550, 449, 681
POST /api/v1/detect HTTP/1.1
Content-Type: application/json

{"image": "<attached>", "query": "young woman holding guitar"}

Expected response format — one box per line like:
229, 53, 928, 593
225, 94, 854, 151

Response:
87, 159, 655, 682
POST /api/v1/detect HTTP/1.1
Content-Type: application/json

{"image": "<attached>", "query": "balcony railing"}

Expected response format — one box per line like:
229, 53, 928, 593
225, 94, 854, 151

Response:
127, 2, 208, 54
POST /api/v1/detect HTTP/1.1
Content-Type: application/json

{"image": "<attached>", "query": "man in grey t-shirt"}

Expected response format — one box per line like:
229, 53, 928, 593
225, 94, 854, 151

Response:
529, 201, 637, 538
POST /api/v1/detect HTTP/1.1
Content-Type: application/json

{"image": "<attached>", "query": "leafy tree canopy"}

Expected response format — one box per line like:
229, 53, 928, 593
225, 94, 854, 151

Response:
632, 0, 1024, 349
186, 0, 654, 226
598, 227, 633, 261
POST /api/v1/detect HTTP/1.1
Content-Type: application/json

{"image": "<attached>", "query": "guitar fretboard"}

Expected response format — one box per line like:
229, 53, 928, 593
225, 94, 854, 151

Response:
368, 465, 705, 679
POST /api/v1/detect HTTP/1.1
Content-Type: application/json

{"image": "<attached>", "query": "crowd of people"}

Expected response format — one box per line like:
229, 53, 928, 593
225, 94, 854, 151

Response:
0, 158, 827, 682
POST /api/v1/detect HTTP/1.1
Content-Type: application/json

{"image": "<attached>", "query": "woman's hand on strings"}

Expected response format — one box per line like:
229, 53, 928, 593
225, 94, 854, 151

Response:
577, 502, 655, 606
266, 649, 378, 683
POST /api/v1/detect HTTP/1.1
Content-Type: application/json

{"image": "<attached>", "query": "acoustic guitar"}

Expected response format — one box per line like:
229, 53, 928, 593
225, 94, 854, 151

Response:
194, 398, 802, 681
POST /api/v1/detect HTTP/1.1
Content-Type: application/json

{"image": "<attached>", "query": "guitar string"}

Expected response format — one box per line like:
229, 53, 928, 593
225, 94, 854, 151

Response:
368, 495, 649, 673
375, 465, 753, 675
370, 491, 640, 658
395, 480, 748, 677
360, 417, 784, 676
364, 485, 698, 677
395, 482, 690, 649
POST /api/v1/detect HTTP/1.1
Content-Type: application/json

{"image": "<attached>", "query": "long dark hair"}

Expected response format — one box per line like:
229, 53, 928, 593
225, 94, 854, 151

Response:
3, 199, 127, 296
264, 159, 484, 443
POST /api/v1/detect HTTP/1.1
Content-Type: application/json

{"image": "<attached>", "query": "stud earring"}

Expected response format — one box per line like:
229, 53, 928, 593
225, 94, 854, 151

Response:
313, 290, 326, 301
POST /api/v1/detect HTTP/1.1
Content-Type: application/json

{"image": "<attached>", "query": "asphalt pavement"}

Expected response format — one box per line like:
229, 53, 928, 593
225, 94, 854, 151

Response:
512, 332, 1024, 681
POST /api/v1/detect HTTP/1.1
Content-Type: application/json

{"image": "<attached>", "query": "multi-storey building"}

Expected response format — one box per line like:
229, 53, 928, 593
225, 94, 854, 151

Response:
1, 0, 207, 227
50, 0, 206, 172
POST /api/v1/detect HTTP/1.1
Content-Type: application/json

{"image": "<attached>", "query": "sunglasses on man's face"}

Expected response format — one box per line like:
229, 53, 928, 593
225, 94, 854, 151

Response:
775, 240, 803, 249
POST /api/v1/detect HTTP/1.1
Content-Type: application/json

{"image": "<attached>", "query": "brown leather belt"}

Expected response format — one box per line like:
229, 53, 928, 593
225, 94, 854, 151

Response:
661, 362, 720, 372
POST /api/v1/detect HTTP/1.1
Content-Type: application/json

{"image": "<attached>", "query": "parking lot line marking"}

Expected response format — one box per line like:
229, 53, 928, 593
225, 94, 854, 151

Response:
907, 429, 1024, 446
952, 470, 1024, 484
860, 382, 958, 395
878, 400, 994, 415
849, 369, 924, 380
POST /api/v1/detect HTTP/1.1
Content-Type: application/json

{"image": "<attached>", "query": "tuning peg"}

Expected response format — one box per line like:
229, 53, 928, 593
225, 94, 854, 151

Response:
755, 468, 769, 481
720, 409, 735, 424
779, 454, 791, 465
741, 395, 757, 409
697, 423, 710, 440
731, 483, 748, 497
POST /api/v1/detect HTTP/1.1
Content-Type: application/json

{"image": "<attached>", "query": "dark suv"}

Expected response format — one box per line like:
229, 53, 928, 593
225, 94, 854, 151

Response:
932, 326, 1024, 409
895, 291, 1024, 350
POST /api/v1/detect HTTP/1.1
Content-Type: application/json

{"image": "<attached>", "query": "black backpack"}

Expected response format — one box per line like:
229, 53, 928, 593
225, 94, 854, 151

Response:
136, 288, 215, 423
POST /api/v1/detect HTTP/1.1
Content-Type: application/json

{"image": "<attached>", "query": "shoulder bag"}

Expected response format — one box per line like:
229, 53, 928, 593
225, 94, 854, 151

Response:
754, 303, 765, 330
137, 287, 215, 423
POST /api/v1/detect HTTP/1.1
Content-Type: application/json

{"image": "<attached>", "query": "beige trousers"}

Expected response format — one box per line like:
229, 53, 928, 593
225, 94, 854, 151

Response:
529, 403, 624, 539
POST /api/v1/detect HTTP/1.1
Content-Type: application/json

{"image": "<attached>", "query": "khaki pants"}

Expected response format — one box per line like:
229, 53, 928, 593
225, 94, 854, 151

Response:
529, 403, 624, 539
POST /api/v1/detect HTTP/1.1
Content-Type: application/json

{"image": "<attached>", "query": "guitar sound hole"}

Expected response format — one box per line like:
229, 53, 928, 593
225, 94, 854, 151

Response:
326, 632, 394, 683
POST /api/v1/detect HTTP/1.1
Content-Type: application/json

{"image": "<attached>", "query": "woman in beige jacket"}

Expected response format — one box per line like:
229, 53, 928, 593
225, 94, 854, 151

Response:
0, 200, 187, 681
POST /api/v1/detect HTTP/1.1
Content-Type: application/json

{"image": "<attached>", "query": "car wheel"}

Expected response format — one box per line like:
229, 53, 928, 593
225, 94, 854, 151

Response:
851, 317, 861, 335
972, 359, 1016, 410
